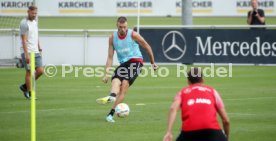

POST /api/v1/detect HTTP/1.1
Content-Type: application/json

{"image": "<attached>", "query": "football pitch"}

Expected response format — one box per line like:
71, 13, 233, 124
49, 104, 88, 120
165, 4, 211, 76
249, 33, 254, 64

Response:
1, 16, 276, 141
0, 65, 276, 141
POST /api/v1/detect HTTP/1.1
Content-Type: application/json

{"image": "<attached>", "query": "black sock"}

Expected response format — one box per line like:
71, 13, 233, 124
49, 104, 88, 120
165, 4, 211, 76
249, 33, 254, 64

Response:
108, 109, 115, 116
29, 91, 31, 97
109, 93, 116, 97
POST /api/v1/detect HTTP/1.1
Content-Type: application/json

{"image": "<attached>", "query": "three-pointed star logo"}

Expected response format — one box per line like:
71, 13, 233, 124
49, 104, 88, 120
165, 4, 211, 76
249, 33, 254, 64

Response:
162, 31, 186, 61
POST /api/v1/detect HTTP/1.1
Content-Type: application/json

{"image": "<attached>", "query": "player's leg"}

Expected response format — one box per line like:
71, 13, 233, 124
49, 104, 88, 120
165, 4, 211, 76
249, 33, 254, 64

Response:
20, 53, 43, 99
96, 63, 126, 104
19, 70, 31, 99
27, 54, 44, 98
106, 62, 142, 122
96, 78, 121, 104
35, 67, 44, 80
106, 80, 129, 122
25, 67, 44, 99
19, 53, 31, 99
24, 71, 31, 99
109, 78, 121, 100
112, 80, 129, 109
35, 54, 44, 80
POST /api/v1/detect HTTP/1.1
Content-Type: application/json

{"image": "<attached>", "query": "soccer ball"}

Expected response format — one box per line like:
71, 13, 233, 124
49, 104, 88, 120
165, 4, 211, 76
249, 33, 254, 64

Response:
115, 103, 130, 118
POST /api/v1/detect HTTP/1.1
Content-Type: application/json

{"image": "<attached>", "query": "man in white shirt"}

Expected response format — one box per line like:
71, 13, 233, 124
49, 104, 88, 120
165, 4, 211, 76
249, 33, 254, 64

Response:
19, 5, 43, 99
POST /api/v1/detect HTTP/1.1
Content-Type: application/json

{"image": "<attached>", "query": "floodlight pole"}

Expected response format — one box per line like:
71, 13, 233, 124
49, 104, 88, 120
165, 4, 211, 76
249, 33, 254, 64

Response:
182, 0, 193, 25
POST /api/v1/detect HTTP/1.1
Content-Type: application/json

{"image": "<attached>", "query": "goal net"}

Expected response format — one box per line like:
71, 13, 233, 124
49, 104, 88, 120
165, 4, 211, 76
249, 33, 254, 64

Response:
0, 16, 23, 67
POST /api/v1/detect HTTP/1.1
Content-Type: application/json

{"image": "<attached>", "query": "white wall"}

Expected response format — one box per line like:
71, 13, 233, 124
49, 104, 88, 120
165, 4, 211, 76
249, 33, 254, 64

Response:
0, 34, 118, 65
0, 36, 14, 59
40, 35, 119, 66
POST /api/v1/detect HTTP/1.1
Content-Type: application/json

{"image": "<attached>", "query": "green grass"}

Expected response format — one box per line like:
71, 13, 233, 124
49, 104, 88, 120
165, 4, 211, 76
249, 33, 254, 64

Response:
0, 65, 276, 141
1, 16, 275, 35
1, 16, 276, 29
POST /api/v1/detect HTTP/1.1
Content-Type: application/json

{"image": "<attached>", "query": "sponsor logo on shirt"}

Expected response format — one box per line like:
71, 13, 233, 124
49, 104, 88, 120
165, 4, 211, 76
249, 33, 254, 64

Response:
187, 98, 211, 106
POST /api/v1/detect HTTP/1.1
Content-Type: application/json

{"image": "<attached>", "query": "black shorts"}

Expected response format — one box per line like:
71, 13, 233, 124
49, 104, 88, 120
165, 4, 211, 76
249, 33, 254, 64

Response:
176, 129, 227, 141
112, 61, 143, 86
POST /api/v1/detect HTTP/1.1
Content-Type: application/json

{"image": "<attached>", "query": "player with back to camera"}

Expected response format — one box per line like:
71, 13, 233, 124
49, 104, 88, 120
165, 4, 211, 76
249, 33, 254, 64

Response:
19, 5, 44, 99
96, 16, 158, 122
163, 68, 230, 141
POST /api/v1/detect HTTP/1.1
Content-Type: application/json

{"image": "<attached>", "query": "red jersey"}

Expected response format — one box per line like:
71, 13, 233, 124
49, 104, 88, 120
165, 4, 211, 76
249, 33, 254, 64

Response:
175, 83, 224, 131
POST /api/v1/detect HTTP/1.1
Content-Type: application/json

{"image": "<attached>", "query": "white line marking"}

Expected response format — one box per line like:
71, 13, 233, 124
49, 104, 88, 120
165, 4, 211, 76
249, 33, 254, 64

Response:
0, 107, 90, 114
135, 103, 146, 106
225, 97, 276, 101
228, 113, 256, 116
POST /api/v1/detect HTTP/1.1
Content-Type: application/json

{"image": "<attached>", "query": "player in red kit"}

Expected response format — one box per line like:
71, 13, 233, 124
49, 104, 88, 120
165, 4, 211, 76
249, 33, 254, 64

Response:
163, 68, 230, 141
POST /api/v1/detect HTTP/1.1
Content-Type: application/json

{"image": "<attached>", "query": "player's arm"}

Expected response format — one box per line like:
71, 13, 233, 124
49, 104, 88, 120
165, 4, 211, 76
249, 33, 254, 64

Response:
217, 107, 230, 140
247, 10, 253, 25
255, 10, 265, 24
132, 31, 158, 70
38, 40, 42, 52
21, 34, 29, 62
214, 90, 230, 140
20, 22, 29, 64
163, 98, 181, 141
102, 35, 114, 83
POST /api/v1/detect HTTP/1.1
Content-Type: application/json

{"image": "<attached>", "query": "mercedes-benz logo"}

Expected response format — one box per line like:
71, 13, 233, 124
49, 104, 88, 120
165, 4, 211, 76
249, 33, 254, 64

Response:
162, 31, 186, 61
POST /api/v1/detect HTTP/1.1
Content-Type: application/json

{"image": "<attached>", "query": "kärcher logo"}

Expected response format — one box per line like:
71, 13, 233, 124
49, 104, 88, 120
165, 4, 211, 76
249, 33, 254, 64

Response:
176, 0, 212, 8
117, 1, 152, 8
236, 0, 274, 8
1, 1, 32, 8
59, 1, 93, 8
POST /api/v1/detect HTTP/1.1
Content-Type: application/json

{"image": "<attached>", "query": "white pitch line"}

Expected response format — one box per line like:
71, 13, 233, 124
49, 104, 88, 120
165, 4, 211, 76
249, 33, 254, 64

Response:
228, 113, 256, 116
0, 110, 28, 114
0, 108, 67, 114
0, 108, 88, 114
225, 97, 276, 101
135, 103, 146, 106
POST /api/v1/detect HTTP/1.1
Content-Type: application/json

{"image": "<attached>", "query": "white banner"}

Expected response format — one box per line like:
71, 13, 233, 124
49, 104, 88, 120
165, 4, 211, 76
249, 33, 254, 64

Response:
0, 0, 33, 16
0, 0, 275, 16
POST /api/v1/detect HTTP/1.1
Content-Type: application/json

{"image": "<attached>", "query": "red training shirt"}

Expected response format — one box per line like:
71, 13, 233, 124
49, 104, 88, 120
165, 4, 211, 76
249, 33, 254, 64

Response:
175, 83, 224, 131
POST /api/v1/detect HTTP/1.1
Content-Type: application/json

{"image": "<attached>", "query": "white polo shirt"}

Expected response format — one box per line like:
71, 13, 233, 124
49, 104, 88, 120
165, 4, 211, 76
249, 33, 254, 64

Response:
19, 18, 39, 53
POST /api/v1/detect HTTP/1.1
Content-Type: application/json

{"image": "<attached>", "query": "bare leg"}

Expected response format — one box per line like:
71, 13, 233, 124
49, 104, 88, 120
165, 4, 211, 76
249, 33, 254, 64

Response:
25, 67, 44, 91
96, 78, 122, 105
35, 67, 44, 80
112, 80, 129, 109
110, 78, 121, 94
25, 71, 31, 91
106, 80, 129, 122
